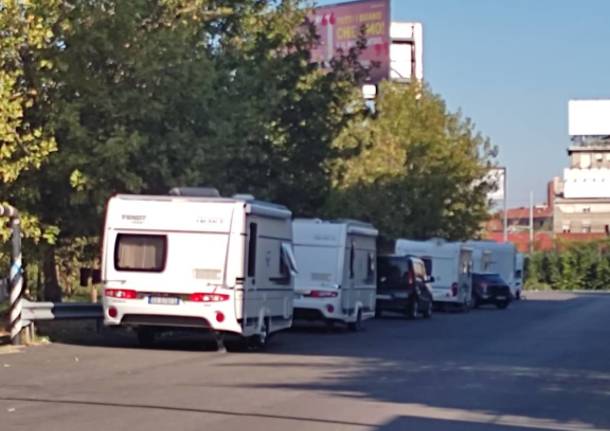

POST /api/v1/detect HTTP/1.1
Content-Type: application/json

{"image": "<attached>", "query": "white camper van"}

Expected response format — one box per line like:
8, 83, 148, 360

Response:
395, 239, 473, 310
292, 219, 378, 330
467, 241, 519, 298
101, 189, 298, 349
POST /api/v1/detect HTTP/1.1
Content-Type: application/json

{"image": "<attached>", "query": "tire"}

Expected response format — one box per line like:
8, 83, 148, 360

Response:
422, 299, 433, 319
406, 298, 419, 320
136, 328, 156, 347
496, 300, 510, 310
375, 308, 382, 318
348, 309, 363, 331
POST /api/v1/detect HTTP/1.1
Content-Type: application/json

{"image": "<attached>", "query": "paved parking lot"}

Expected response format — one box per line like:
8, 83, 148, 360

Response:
1, 291, 610, 431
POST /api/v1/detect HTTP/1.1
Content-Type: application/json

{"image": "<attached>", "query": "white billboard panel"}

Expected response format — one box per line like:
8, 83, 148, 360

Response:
389, 22, 423, 81
568, 100, 610, 136
485, 168, 505, 201
563, 168, 610, 198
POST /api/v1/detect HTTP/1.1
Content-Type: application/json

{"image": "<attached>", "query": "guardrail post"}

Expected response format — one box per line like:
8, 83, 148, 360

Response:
1, 204, 23, 345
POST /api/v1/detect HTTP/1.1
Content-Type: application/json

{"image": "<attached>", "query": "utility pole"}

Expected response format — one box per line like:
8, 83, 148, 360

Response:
503, 168, 508, 242
529, 191, 534, 254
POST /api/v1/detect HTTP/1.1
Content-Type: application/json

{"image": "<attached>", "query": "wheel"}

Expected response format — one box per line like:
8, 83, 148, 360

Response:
136, 328, 156, 347
375, 307, 382, 318
325, 319, 336, 332
422, 299, 433, 319
496, 300, 510, 310
348, 309, 363, 331
515, 290, 521, 300
406, 298, 419, 320
249, 319, 270, 350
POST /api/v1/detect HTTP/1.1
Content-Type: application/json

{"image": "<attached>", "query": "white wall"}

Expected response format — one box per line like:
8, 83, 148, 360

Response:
563, 168, 610, 198
389, 22, 423, 81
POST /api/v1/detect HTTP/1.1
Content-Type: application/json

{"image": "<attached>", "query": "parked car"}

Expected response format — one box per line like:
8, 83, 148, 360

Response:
376, 255, 433, 319
471, 272, 512, 309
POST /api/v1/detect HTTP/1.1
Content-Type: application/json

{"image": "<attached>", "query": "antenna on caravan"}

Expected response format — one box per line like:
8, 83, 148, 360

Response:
168, 187, 220, 197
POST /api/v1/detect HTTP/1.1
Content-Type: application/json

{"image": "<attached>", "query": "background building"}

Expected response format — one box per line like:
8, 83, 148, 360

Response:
552, 100, 610, 237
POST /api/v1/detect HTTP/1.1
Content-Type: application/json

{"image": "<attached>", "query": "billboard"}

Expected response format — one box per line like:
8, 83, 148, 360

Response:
312, 0, 391, 83
568, 100, 610, 136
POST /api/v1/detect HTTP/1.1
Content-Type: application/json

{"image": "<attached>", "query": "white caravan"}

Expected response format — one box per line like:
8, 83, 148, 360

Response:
515, 253, 524, 299
395, 239, 473, 309
101, 189, 298, 349
292, 219, 378, 329
467, 241, 519, 298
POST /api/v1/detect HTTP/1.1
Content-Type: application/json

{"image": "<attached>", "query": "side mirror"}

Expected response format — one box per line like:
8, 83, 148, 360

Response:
427, 276, 435, 283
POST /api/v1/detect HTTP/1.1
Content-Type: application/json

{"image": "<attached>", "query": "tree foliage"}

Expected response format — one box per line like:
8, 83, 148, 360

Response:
324, 82, 497, 240
526, 240, 610, 291
0, 0, 60, 184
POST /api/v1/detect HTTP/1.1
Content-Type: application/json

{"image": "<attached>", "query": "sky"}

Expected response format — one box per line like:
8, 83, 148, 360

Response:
317, 0, 610, 206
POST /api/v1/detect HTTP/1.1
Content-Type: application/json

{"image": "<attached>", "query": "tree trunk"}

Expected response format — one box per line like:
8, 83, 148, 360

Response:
42, 247, 62, 302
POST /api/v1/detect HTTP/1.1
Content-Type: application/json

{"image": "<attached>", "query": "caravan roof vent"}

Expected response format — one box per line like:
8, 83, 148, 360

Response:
232, 193, 255, 201
169, 187, 220, 197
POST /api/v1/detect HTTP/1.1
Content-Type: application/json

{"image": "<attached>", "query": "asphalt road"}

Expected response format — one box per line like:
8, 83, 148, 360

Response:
1, 291, 610, 431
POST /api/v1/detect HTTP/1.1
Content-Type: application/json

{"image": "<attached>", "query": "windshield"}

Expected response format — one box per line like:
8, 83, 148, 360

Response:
377, 256, 409, 289
473, 273, 506, 285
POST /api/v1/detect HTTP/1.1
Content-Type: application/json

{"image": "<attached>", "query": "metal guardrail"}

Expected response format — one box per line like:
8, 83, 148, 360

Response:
21, 300, 103, 326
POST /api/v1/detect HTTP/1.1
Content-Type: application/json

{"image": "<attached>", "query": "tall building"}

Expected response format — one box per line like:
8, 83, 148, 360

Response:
553, 100, 610, 236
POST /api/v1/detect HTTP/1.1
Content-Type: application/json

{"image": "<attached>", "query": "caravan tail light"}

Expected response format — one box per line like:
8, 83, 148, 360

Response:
105, 289, 138, 299
189, 293, 230, 303
306, 290, 338, 298
407, 270, 415, 286
451, 283, 459, 297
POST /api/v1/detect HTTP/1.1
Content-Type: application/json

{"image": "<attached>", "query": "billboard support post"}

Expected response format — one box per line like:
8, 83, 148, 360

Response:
503, 168, 508, 243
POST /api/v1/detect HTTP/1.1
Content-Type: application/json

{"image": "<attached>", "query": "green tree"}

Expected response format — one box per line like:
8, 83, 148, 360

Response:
324, 82, 497, 240
5, 0, 368, 298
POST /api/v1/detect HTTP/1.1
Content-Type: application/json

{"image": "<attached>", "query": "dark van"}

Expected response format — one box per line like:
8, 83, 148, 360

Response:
376, 255, 434, 319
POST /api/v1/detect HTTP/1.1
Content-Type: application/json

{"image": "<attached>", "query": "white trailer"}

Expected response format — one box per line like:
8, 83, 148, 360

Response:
101, 189, 298, 349
292, 219, 378, 330
467, 241, 519, 298
515, 253, 524, 299
395, 239, 473, 309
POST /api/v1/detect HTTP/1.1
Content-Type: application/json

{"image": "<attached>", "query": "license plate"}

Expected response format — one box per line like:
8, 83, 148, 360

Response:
149, 296, 180, 305
393, 292, 408, 299
495, 296, 506, 301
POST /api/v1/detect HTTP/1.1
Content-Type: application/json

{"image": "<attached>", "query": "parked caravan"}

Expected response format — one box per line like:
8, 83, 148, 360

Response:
467, 241, 519, 298
101, 189, 298, 349
515, 253, 524, 299
395, 239, 473, 310
292, 219, 378, 330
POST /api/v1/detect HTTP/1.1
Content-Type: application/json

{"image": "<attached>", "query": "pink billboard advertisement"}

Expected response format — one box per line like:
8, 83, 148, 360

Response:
312, 0, 391, 83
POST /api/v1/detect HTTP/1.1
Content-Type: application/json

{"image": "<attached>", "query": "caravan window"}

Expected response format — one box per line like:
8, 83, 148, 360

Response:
247, 223, 257, 277
366, 252, 375, 282
349, 244, 355, 279
114, 234, 167, 272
